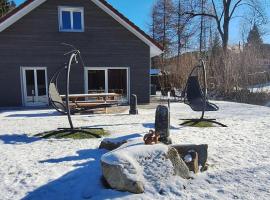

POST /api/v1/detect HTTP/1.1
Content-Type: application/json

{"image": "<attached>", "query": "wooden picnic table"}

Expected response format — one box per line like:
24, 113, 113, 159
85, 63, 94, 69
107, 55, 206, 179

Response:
60, 93, 120, 103
60, 93, 121, 113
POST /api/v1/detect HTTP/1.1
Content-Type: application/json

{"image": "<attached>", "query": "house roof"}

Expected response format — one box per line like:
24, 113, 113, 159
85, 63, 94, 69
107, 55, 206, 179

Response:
0, 0, 163, 57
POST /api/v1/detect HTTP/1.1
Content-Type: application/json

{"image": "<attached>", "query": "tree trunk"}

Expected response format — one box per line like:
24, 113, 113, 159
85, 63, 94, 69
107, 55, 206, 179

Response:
177, 0, 181, 69
222, 21, 229, 51
222, 0, 230, 52
199, 0, 204, 53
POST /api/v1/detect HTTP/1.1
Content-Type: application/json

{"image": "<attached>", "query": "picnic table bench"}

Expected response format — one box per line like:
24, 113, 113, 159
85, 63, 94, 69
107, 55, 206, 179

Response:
60, 93, 121, 113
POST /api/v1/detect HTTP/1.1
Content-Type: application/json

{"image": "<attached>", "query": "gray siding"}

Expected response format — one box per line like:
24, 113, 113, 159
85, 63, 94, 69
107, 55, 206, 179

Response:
0, 0, 150, 106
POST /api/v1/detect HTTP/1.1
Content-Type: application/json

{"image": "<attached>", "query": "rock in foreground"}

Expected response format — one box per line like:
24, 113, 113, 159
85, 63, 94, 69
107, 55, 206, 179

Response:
99, 134, 143, 151
172, 144, 208, 169
101, 143, 189, 193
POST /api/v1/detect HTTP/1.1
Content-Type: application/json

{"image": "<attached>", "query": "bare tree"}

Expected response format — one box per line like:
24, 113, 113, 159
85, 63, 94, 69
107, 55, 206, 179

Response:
149, 4, 159, 41
184, 0, 267, 52
172, 0, 198, 56
149, 0, 175, 58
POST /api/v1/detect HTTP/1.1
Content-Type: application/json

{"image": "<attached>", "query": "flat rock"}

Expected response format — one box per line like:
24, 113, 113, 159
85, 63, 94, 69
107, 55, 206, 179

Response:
99, 134, 142, 151
101, 142, 190, 194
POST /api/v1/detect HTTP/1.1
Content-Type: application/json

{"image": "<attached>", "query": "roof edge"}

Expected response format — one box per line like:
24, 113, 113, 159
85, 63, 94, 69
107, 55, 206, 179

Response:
0, 0, 46, 32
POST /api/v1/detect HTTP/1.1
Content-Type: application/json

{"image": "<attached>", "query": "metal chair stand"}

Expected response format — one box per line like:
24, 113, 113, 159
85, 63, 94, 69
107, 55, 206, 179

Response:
180, 60, 227, 127
48, 43, 107, 137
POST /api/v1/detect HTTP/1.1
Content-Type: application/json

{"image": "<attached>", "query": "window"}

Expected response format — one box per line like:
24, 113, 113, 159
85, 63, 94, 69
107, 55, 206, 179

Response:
59, 7, 84, 32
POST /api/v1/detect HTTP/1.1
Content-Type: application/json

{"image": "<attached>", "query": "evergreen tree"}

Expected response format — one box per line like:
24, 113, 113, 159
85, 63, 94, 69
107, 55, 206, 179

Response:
0, 0, 15, 17
247, 24, 263, 47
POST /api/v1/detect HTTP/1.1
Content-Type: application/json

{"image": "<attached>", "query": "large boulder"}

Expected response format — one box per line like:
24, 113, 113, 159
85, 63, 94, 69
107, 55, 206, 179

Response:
101, 142, 190, 194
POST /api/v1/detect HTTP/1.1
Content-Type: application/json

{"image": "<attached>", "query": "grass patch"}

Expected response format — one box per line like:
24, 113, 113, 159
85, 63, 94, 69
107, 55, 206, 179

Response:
183, 121, 214, 127
35, 128, 109, 139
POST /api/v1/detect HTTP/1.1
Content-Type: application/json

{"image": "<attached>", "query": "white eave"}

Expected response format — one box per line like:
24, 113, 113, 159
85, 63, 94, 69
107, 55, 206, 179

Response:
0, 0, 163, 57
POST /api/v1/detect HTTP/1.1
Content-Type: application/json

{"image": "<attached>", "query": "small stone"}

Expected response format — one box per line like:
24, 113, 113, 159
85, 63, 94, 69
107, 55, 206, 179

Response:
99, 134, 143, 151
167, 147, 190, 179
99, 139, 126, 151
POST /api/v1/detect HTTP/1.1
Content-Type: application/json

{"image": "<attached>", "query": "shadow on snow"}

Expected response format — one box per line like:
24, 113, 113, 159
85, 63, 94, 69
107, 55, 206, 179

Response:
23, 148, 133, 200
22, 134, 145, 200
143, 123, 180, 130
0, 134, 40, 144
6, 111, 61, 118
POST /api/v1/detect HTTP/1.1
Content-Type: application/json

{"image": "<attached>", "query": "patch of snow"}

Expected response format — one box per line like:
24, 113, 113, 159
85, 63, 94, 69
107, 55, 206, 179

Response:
248, 82, 270, 93
184, 154, 193, 163
0, 101, 269, 199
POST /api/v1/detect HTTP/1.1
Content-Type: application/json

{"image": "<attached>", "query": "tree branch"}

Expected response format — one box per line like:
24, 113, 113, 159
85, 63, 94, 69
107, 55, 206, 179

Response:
183, 11, 217, 19
229, 0, 242, 19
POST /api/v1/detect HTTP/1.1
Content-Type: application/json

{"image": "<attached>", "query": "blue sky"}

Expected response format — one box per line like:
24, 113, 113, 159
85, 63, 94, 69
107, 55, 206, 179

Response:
14, 0, 270, 44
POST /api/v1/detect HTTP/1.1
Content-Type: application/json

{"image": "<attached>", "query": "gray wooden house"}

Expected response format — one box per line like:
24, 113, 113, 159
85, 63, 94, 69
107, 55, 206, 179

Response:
0, 0, 162, 107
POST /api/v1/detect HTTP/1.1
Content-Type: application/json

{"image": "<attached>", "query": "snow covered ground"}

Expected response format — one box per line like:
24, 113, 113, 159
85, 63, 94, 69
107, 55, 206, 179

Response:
0, 101, 270, 200
249, 82, 270, 93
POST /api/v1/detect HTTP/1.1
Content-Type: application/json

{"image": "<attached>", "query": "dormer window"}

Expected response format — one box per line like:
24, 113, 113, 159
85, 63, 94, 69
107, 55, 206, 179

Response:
58, 7, 84, 32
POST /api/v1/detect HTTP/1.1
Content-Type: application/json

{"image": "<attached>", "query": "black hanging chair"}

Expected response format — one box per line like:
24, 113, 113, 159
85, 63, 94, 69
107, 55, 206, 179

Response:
181, 60, 227, 127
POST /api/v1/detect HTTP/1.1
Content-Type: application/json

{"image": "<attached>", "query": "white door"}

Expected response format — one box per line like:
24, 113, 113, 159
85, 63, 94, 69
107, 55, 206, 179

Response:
21, 67, 48, 106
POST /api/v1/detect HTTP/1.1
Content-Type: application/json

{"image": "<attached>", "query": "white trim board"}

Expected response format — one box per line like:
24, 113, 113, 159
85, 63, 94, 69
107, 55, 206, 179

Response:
0, 0, 163, 57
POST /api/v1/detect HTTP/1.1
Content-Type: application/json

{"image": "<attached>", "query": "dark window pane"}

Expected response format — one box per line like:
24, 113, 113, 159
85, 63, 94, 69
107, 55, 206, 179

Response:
25, 70, 35, 96
37, 70, 46, 96
73, 12, 82, 30
108, 69, 127, 96
62, 11, 71, 30
88, 70, 105, 93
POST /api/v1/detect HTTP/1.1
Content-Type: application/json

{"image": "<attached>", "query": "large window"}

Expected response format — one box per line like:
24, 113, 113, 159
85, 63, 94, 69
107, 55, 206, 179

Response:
58, 7, 84, 32
88, 70, 106, 93
108, 69, 127, 96
85, 68, 129, 102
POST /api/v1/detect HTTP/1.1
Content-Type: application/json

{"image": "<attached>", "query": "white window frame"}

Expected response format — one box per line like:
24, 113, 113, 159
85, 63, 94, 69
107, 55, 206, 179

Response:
84, 67, 130, 102
58, 6, 84, 32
